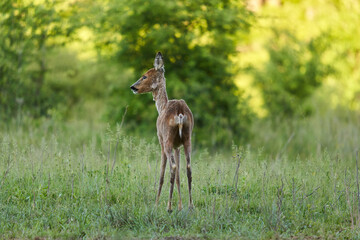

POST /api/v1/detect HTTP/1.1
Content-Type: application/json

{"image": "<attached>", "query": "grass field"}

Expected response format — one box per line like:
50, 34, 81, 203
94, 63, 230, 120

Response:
1, 118, 360, 239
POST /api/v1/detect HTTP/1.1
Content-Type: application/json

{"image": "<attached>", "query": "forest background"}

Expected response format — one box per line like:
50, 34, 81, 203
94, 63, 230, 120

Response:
1, 0, 359, 154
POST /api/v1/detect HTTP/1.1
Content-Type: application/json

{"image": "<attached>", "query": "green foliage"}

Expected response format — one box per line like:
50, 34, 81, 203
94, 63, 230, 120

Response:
0, 1, 78, 120
102, 0, 254, 148
0, 0, 359, 149
253, 30, 333, 117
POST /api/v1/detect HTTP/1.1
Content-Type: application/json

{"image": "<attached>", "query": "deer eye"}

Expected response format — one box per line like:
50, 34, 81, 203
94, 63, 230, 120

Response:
143, 76, 147, 79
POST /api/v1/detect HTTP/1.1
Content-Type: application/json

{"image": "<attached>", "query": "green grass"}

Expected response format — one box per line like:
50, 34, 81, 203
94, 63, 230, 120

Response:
1, 119, 360, 239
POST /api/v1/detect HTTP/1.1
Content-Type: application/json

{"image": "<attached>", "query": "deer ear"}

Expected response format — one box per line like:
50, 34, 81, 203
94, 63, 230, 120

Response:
154, 52, 164, 71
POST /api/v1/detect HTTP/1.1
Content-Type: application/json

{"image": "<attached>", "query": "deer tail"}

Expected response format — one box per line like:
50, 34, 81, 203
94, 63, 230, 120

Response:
174, 114, 187, 138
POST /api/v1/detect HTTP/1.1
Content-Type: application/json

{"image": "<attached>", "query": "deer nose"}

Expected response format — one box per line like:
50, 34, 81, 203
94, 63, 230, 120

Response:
130, 85, 138, 94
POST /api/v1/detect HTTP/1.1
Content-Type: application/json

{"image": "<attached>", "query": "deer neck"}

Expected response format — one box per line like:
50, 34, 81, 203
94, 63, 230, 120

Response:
152, 83, 168, 114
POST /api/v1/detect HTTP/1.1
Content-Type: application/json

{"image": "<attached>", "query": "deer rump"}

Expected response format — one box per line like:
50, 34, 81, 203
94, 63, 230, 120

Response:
172, 113, 187, 138
158, 99, 192, 141
166, 111, 189, 137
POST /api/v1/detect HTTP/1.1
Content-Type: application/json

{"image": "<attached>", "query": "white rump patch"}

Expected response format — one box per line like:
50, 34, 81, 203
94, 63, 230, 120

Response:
175, 114, 187, 138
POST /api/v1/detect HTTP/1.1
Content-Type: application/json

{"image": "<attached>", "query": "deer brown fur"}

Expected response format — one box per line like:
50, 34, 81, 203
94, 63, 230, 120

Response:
130, 52, 194, 212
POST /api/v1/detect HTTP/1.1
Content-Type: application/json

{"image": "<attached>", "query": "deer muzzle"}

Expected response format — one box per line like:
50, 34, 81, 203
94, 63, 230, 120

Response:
130, 84, 139, 94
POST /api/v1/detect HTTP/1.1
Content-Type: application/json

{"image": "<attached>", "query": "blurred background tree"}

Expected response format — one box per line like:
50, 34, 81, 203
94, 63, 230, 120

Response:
0, 1, 79, 120
0, 0, 359, 153
98, 0, 255, 148
253, 30, 333, 118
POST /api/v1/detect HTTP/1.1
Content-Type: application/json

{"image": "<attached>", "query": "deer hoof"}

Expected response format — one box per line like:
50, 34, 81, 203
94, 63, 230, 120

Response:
167, 208, 173, 213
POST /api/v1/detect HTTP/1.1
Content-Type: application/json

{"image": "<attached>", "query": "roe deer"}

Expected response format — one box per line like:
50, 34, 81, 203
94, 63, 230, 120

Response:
130, 52, 194, 212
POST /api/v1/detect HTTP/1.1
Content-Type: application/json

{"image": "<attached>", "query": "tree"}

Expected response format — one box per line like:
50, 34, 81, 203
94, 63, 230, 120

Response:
0, 1, 77, 119
103, 0, 254, 148
253, 30, 333, 118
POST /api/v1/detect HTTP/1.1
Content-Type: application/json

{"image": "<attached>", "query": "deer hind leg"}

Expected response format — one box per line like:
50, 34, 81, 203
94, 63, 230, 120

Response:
165, 146, 176, 212
184, 141, 194, 209
174, 148, 182, 211
155, 147, 167, 206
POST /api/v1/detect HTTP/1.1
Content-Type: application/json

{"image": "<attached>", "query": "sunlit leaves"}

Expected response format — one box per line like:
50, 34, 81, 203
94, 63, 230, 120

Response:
102, 0, 254, 148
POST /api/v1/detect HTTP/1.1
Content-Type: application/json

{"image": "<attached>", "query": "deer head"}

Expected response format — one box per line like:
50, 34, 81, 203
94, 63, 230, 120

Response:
130, 52, 165, 94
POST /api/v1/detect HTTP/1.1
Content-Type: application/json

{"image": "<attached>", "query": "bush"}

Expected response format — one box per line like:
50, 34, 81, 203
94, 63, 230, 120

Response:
253, 29, 333, 118
0, 1, 78, 120
102, 0, 255, 148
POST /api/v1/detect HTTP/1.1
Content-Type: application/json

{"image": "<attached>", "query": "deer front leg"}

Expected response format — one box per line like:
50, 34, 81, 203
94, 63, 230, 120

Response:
165, 147, 176, 213
155, 148, 167, 206
184, 142, 194, 209
174, 148, 182, 211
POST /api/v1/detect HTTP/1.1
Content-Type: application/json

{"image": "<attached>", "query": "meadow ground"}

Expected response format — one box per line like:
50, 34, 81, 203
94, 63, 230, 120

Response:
1, 119, 360, 239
